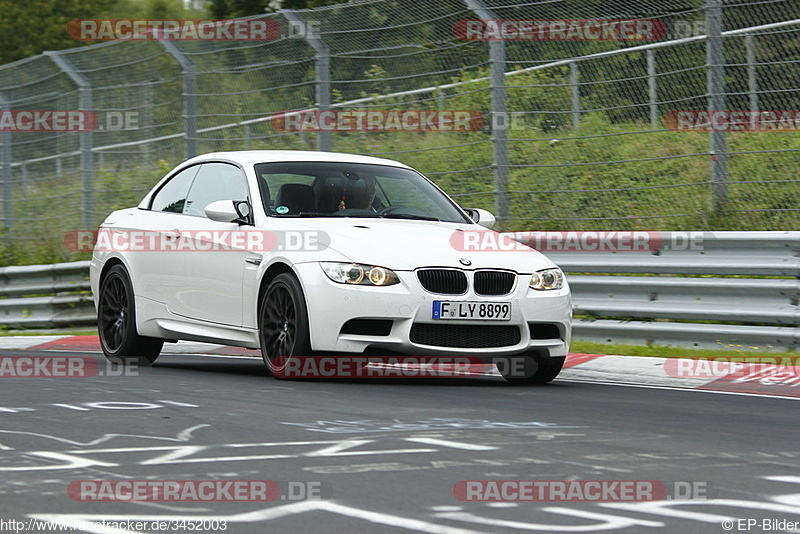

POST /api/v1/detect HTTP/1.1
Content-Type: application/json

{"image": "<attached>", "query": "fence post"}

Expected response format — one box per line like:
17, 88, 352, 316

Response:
281, 10, 331, 152
0, 92, 11, 237
746, 32, 758, 116
142, 83, 153, 161
706, 0, 728, 211
569, 61, 581, 129
47, 52, 94, 228
647, 49, 658, 128
463, 0, 509, 226
161, 41, 198, 159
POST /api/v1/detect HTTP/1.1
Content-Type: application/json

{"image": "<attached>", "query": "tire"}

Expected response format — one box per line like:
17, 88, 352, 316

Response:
98, 264, 163, 365
258, 273, 312, 378
493, 353, 565, 384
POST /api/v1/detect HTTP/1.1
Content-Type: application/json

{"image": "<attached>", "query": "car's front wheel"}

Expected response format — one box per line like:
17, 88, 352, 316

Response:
493, 352, 565, 384
258, 273, 312, 378
98, 264, 163, 365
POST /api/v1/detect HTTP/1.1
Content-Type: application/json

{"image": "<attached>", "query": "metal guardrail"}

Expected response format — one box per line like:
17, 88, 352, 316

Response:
2, 232, 799, 351
0, 261, 93, 328
509, 231, 800, 351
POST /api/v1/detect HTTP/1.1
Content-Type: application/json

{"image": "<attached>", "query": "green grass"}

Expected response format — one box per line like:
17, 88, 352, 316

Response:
571, 340, 798, 362
0, 328, 98, 336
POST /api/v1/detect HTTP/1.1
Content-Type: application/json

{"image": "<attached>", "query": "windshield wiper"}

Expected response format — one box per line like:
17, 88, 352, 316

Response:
289, 211, 383, 218
271, 212, 324, 217
298, 212, 328, 217
382, 212, 439, 221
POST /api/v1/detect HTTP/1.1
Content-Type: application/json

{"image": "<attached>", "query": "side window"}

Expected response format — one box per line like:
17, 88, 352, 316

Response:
150, 166, 199, 213
183, 163, 249, 218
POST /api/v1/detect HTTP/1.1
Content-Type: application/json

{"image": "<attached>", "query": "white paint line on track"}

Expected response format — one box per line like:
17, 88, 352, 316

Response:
562, 355, 715, 389
404, 437, 498, 451
434, 508, 664, 531
560, 379, 800, 401
311, 501, 486, 534
0, 336, 69, 348
130, 501, 212, 513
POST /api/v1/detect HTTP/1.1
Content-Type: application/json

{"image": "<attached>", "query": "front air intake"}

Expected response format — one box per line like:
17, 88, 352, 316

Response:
410, 324, 521, 348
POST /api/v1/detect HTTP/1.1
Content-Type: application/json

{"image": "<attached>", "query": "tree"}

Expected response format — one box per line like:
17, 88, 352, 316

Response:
0, 0, 115, 64
208, 0, 349, 18
0, 0, 201, 65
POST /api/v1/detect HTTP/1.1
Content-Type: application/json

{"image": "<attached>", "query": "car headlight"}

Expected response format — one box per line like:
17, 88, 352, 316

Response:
321, 262, 400, 286
529, 268, 564, 290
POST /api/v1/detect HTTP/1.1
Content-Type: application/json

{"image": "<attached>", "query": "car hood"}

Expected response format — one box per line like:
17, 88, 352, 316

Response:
282, 217, 556, 273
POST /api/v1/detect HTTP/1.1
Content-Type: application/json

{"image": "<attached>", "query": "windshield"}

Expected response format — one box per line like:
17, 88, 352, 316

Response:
253, 161, 470, 223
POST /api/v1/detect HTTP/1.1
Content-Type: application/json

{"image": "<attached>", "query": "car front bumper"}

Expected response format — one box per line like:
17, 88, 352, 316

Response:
294, 263, 572, 358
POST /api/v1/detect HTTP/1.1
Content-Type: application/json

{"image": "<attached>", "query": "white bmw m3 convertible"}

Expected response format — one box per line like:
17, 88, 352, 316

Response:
90, 150, 571, 383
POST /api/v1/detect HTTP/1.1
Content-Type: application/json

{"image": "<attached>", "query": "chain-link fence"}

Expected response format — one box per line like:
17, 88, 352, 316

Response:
0, 0, 798, 264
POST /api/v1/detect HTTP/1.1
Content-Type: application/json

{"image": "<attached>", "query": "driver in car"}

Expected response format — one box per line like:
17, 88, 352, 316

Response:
329, 173, 377, 212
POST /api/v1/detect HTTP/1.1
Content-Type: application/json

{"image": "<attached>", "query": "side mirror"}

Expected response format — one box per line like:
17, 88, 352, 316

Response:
465, 208, 496, 229
233, 201, 253, 225
205, 200, 251, 224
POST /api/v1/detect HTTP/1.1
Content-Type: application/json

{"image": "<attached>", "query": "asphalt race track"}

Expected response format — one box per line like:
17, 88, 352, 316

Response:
0, 347, 798, 534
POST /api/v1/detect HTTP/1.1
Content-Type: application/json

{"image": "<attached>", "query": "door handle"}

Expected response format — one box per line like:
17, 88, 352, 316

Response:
164, 229, 181, 240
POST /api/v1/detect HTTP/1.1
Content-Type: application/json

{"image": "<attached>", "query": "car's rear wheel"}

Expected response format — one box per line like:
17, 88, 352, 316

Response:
493, 352, 565, 384
98, 264, 163, 365
258, 273, 312, 378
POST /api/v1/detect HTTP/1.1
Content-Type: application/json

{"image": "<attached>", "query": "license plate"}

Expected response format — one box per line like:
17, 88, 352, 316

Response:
432, 301, 511, 321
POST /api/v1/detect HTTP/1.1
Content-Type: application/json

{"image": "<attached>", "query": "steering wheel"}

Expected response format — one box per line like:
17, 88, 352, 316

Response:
378, 206, 405, 216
